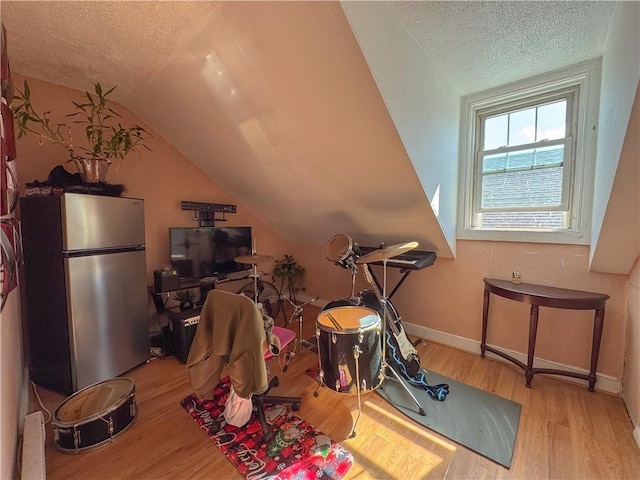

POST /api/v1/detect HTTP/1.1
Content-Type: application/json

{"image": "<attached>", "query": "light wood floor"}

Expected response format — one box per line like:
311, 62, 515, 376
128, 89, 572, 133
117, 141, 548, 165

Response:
32, 304, 640, 479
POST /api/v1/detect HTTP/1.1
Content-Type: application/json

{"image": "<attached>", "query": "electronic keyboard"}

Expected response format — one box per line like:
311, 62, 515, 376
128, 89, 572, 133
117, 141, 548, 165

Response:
358, 246, 436, 271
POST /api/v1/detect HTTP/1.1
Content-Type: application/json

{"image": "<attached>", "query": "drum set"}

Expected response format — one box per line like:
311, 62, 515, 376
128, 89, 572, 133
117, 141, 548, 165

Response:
50, 235, 429, 451
316, 234, 427, 438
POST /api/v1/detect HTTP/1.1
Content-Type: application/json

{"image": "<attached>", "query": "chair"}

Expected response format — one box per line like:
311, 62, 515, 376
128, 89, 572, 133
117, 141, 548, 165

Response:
264, 325, 296, 369
256, 325, 300, 441
186, 289, 301, 441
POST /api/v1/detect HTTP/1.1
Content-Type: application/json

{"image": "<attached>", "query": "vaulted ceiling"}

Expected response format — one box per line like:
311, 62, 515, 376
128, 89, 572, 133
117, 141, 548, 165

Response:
2, 1, 633, 264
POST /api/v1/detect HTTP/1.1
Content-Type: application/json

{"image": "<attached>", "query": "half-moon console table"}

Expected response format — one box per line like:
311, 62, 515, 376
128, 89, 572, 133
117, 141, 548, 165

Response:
481, 277, 609, 392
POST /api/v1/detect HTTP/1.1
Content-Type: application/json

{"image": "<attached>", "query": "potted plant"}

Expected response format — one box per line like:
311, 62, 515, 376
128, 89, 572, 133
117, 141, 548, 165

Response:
11, 80, 151, 183
272, 254, 305, 300
172, 288, 199, 311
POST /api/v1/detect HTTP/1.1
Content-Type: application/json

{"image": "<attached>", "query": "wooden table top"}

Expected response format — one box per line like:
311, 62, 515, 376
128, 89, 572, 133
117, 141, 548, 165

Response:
483, 277, 609, 310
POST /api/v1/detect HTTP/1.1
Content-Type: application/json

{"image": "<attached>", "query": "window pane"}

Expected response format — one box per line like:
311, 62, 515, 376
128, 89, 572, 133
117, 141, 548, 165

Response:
479, 211, 565, 230
482, 145, 564, 174
537, 100, 566, 141
482, 150, 537, 173
484, 114, 508, 150
535, 145, 564, 167
483, 153, 508, 173
508, 107, 536, 147
481, 166, 563, 209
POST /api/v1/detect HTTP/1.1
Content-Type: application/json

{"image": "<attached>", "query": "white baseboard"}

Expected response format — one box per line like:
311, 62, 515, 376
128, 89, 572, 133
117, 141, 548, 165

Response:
401, 323, 621, 394
20, 366, 31, 431
633, 426, 640, 451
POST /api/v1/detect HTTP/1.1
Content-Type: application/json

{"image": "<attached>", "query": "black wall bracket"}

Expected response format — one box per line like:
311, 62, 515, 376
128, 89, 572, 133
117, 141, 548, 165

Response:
181, 201, 236, 227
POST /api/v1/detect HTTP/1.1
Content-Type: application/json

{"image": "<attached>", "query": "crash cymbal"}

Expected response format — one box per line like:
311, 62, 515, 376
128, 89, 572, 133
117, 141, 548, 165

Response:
234, 254, 276, 265
356, 241, 419, 264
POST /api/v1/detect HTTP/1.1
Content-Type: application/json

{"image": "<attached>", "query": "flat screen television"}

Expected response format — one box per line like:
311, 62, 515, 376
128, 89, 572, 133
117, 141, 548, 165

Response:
169, 226, 252, 280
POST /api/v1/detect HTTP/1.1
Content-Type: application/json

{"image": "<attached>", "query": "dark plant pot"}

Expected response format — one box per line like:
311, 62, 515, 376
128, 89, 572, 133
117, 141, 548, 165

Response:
179, 302, 193, 311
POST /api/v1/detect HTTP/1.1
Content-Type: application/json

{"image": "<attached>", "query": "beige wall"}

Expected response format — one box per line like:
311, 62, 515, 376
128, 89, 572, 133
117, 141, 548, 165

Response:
624, 256, 640, 436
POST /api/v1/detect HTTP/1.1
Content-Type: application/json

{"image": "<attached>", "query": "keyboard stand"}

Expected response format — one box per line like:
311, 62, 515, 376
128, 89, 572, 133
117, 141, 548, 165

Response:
357, 247, 435, 348
363, 266, 414, 300
364, 266, 422, 348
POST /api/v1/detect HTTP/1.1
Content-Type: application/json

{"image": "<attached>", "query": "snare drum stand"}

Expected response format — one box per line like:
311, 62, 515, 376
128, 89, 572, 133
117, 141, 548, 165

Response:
347, 258, 426, 439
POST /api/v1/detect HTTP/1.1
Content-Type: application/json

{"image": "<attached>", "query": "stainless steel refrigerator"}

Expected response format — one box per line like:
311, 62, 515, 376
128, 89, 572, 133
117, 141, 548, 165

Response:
21, 193, 149, 394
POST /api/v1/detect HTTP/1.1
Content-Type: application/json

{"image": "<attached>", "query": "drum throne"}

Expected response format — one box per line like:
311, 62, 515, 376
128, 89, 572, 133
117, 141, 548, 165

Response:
186, 289, 301, 441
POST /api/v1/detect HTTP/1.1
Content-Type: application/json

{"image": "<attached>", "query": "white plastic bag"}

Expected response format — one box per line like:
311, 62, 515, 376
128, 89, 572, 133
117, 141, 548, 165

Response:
223, 386, 253, 427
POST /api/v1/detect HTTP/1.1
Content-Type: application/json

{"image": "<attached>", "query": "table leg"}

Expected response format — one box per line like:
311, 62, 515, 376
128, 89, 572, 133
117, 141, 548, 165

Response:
588, 308, 605, 392
481, 289, 490, 357
525, 305, 540, 388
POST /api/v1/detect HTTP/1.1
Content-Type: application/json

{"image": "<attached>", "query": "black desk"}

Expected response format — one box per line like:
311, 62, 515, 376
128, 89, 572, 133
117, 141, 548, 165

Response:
148, 280, 215, 316
481, 277, 609, 391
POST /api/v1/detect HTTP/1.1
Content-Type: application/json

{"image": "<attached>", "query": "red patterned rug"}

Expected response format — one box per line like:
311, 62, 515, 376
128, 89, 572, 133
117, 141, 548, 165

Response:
181, 377, 353, 479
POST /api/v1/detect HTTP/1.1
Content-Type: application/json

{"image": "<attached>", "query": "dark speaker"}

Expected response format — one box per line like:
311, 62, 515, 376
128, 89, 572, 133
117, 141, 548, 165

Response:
154, 269, 180, 292
167, 307, 201, 363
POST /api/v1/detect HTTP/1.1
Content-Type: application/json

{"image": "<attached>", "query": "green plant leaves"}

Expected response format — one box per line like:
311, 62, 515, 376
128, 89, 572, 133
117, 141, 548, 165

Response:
11, 80, 152, 162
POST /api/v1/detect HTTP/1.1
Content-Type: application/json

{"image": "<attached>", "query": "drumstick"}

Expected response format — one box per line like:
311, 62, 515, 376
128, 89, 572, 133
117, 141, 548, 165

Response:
326, 311, 343, 331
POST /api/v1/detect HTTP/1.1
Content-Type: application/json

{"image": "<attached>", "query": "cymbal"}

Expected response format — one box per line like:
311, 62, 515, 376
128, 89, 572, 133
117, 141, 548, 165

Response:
234, 254, 276, 265
356, 241, 419, 264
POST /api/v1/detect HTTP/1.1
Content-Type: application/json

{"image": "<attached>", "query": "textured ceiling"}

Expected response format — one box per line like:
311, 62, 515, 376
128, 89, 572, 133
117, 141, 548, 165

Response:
1, 1, 220, 101
1, 1, 616, 100
386, 1, 616, 95
0, 1, 619, 254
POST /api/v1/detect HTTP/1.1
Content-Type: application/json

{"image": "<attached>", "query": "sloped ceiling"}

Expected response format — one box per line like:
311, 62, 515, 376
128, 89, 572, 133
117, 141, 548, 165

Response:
126, 1, 448, 253
1, 1, 621, 259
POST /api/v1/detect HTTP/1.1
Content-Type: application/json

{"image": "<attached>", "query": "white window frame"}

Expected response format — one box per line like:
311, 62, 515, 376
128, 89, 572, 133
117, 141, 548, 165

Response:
457, 59, 601, 244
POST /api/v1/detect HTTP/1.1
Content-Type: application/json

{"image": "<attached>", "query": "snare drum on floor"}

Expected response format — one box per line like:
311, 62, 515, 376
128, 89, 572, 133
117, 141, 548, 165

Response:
316, 306, 382, 394
53, 377, 137, 453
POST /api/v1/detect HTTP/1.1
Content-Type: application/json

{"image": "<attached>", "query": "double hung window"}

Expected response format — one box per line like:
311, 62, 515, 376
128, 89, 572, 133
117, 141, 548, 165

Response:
458, 60, 600, 244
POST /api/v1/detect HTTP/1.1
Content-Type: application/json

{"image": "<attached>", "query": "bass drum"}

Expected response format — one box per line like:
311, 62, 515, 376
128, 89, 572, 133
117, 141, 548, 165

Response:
53, 378, 137, 453
316, 306, 382, 394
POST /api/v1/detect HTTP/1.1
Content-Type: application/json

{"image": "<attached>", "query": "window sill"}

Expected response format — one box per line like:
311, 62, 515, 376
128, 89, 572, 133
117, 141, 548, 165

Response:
456, 228, 590, 245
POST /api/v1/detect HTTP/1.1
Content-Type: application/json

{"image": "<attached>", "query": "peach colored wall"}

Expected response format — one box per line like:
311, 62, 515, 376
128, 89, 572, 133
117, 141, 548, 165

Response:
290, 243, 356, 301
296, 239, 628, 380
13, 77, 291, 284
624, 256, 640, 432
